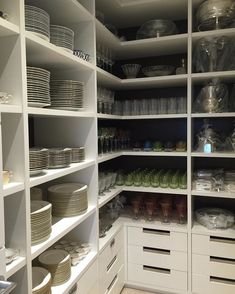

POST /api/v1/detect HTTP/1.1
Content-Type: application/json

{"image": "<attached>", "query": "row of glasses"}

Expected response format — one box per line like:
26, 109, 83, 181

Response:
116, 169, 187, 190
98, 128, 130, 155
97, 87, 115, 114
130, 194, 187, 224
96, 43, 115, 73
113, 97, 187, 116
98, 171, 118, 196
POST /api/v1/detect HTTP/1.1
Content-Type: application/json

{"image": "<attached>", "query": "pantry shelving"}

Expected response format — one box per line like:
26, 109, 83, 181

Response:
1, 0, 235, 293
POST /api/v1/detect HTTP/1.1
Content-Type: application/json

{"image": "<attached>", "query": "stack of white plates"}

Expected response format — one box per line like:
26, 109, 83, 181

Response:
50, 25, 74, 53
48, 183, 88, 217
49, 80, 84, 111
48, 148, 71, 169
29, 148, 49, 176
71, 147, 85, 163
25, 5, 50, 41
38, 250, 71, 286
27, 67, 51, 108
32, 267, 51, 294
31, 200, 52, 245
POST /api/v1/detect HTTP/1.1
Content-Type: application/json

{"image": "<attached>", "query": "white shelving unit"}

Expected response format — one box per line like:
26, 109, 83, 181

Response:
1, 0, 235, 293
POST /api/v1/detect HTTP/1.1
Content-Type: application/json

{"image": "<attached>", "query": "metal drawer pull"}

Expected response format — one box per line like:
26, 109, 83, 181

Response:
143, 228, 170, 236
110, 238, 115, 248
210, 236, 235, 245
107, 274, 118, 292
210, 256, 235, 265
210, 276, 235, 286
107, 255, 117, 272
143, 246, 170, 255
143, 265, 170, 274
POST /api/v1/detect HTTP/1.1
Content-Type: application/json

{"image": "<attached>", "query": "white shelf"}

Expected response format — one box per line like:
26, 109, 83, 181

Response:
51, 251, 97, 294
3, 182, 25, 197
26, 32, 94, 71
31, 205, 96, 260
97, 113, 122, 120
99, 218, 123, 252
123, 151, 187, 157
192, 222, 235, 239
30, 160, 95, 188
98, 186, 123, 208
0, 18, 19, 37
192, 112, 235, 118
96, 67, 121, 88
192, 71, 235, 84
95, 19, 119, 52
192, 28, 235, 44
121, 74, 188, 89
5, 256, 26, 279
27, 107, 95, 118
0, 105, 22, 114
122, 114, 187, 120
123, 186, 188, 195
191, 190, 235, 199
191, 152, 235, 158
98, 152, 122, 163
118, 34, 188, 59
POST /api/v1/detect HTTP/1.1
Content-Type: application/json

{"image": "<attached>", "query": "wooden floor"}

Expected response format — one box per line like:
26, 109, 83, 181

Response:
121, 288, 156, 294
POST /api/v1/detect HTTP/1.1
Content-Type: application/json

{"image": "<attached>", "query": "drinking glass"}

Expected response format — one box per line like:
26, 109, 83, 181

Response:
158, 98, 167, 114
177, 97, 187, 114
167, 97, 177, 114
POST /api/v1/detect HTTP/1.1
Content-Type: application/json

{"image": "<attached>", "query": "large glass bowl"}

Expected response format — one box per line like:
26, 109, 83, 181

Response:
142, 65, 175, 77
136, 19, 178, 40
195, 207, 235, 230
196, 0, 235, 31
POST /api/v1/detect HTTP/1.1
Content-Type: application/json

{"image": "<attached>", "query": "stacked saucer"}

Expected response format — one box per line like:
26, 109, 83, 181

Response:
32, 267, 51, 294
48, 148, 71, 169
29, 148, 49, 176
38, 250, 71, 286
50, 25, 74, 53
27, 67, 51, 108
31, 201, 52, 245
47, 183, 88, 217
49, 80, 84, 111
25, 5, 50, 41
71, 147, 85, 163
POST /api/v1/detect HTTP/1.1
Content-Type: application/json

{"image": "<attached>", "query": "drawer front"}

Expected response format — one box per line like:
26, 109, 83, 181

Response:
192, 234, 235, 259
99, 228, 124, 272
99, 248, 124, 294
128, 262, 187, 291
76, 260, 98, 294
128, 226, 187, 252
193, 274, 235, 294
105, 265, 125, 294
128, 244, 187, 272
192, 254, 235, 280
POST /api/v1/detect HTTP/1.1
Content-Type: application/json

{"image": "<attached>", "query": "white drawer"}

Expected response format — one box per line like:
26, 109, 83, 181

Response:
192, 253, 235, 280
99, 248, 124, 294
128, 244, 187, 271
99, 228, 124, 271
193, 274, 235, 294
128, 226, 187, 252
76, 260, 98, 294
105, 265, 125, 294
128, 262, 187, 291
192, 234, 235, 259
